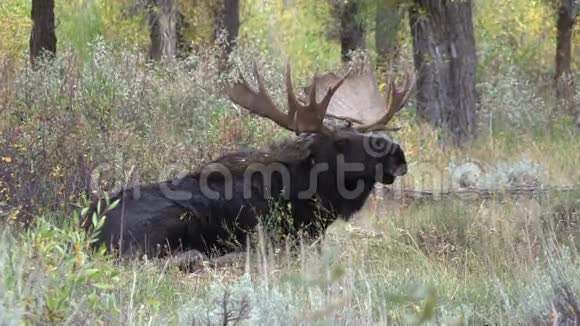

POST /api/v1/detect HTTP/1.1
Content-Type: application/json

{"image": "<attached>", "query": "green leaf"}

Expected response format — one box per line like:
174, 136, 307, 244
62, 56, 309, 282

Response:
92, 212, 98, 227
93, 283, 115, 290
82, 268, 101, 277
108, 198, 120, 211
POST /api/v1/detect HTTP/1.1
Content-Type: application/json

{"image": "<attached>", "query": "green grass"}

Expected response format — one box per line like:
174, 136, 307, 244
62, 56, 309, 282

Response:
0, 193, 578, 324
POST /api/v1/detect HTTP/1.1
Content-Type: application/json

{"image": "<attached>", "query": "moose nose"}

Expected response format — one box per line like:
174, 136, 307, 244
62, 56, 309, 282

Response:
393, 164, 408, 177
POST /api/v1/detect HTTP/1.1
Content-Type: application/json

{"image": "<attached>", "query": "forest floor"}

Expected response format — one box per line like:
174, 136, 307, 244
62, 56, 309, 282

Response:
1, 188, 579, 324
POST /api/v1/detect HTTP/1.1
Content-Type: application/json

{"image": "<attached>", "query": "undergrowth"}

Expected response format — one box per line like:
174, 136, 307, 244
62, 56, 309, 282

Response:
0, 193, 578, 324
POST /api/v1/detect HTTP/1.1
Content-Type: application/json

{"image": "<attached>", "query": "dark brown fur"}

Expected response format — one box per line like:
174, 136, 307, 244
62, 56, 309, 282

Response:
85, 129, 407, 258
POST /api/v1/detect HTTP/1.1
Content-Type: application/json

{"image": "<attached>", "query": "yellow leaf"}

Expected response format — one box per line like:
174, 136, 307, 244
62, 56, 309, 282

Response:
1, 156, 12, 163
9, 208, 20, 221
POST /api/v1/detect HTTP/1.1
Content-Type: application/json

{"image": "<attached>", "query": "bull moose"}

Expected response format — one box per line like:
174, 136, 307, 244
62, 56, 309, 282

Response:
84, 63, 415, 259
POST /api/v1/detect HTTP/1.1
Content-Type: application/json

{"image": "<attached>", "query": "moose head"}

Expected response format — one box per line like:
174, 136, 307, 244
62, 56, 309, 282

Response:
224, 62, 415, 189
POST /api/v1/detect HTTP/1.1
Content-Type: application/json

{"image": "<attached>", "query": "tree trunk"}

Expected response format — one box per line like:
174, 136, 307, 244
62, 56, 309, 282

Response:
554, 0, 576, 116
339, 0, 366, 62
30, 0, 57, 67
215, 0, 240, 57
409, 0, 478, 147
175, 10, 192, 59
375, 0, 402, 72
148, 0, 177, 60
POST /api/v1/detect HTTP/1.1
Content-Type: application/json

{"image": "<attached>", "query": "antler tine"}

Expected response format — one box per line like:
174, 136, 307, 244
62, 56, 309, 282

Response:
285, 62, 349, 135
355, 69, 416, 132
226, 61, 349, 136
225, 62, 293, 132
383, 70, 416, 124
285, 62, 299, 122
308, 77, 317, 109
253, 61, 267, 94
317, 67, 352, 112
391, 70, 416, 111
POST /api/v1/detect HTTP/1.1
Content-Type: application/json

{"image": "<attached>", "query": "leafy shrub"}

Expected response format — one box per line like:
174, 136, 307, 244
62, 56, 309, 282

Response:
0, 0, 30, 60
474, 0, 567, 78
178, 274, 298, 325
478, 67, 551, 133
449, 159, 545, 189
0, 211, 119, 324
514, 247, 580, 324
0, 41, 292, 221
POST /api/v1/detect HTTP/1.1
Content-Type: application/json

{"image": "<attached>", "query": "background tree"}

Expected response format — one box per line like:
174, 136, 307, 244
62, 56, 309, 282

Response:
148, 0, 178, 60
554, 0, 576, 120
334, 0, 366, 62
409, 0, 478, 146
375, 0, 403, 72
29, 0, 56, 67
214, 0, 240, 58
175, 10, 192, 58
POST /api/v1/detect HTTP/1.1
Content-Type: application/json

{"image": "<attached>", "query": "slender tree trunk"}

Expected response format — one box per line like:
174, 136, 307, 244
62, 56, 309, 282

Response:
339, 0, 366, 62
215, 0, 240, 57
175, 10, 192, 59
375, 0, 402, 72
554, 0, 576, 117
30, 0, 57, 67
214, 0, 240, 71
148, 0, 177, 60
409, 0, 478, 146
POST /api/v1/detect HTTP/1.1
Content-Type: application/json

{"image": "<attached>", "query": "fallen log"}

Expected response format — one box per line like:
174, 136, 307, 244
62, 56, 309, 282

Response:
378, 185, 579, 201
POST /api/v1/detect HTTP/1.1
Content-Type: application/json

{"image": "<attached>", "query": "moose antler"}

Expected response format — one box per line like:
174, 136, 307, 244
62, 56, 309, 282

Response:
303, 67, 416, 132
356, 70, 416, 131
225, 62, 350, 135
